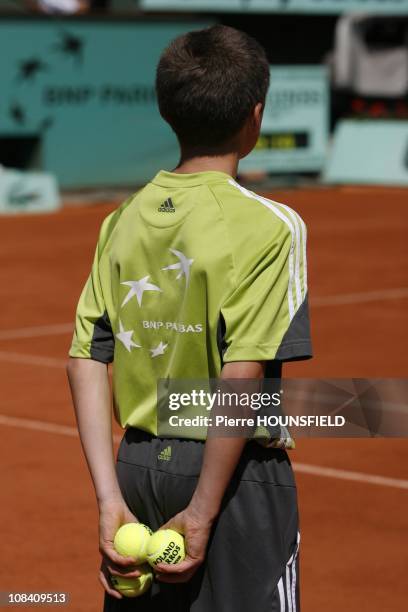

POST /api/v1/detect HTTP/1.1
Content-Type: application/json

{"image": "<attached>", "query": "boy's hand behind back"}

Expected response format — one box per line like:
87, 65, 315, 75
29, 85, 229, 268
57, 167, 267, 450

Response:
98, 496, 143, 597
155, 505, 213, 583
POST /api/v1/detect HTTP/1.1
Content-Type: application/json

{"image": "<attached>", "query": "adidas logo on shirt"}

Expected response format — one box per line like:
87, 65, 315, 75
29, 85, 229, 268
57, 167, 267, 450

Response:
157, 446, 172, 461
158, 198, 175, 213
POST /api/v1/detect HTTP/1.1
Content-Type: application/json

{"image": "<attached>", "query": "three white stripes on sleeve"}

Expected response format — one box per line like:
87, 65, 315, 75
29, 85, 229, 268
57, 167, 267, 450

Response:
229, 180, 308, 323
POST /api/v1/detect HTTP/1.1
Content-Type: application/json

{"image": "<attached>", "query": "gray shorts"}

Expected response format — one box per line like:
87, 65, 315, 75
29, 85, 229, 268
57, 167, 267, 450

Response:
104, 429, 300, 612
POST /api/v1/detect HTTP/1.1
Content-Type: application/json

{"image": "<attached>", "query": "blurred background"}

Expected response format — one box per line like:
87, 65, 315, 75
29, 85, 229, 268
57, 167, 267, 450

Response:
0, 1, 407, 611
1, 0, 408, 198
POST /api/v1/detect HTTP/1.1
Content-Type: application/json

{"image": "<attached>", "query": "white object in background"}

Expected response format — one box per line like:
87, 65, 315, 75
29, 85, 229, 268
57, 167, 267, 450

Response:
37, 0, 87, 13
332, 13, 408, 97
0, 167, 61, 214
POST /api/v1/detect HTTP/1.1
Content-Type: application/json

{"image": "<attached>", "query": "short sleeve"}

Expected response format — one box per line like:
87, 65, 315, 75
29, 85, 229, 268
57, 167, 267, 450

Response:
69, 216, 115, 364
221, 220, 312, 363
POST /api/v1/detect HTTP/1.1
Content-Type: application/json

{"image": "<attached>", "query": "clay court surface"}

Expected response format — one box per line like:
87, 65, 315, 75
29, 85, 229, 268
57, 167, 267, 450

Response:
1, 184, 407, 610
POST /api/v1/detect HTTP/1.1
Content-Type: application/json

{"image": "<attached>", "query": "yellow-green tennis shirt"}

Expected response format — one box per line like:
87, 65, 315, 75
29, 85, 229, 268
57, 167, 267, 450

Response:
69, 170, 312, 435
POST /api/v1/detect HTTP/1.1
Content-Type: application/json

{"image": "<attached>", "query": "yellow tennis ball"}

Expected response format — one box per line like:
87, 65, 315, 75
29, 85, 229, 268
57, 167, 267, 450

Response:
146, 529, 186, 568
110, 564, 153, 598
113, 523, 153, 563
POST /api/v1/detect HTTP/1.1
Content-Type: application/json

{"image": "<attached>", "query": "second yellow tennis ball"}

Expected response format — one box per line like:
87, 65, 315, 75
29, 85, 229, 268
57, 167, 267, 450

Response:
146, 529, 186, 567
110, 564, 153, 598
113, 523, 153, 563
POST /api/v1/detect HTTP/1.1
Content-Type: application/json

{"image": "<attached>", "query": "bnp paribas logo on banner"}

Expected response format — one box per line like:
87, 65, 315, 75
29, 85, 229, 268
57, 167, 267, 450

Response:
8, 30, 85, 131
6, 28, 155, 131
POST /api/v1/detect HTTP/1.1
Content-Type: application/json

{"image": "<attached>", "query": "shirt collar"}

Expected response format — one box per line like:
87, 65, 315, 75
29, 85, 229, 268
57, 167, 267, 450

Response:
151, 169, 233, 188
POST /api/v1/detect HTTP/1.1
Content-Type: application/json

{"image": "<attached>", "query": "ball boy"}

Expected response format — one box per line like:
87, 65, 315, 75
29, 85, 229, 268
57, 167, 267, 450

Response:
67, 25, 312, 612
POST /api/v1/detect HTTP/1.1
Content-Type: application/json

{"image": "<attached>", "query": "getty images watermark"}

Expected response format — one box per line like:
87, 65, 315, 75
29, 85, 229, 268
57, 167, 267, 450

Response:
166, 389, 345, 429
157, 378, 408, 440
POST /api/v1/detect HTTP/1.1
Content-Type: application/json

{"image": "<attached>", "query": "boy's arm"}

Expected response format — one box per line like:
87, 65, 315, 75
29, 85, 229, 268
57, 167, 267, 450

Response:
66, 357, 141, 598
155, 359, 265, 584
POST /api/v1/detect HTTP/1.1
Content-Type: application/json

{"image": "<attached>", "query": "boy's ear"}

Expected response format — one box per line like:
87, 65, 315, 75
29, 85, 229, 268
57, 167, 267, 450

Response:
253, 102, 264, 129
238, 102, 265, 159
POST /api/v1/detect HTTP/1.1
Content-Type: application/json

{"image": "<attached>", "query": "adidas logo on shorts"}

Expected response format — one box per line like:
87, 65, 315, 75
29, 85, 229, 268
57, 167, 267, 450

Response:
157, 446, 172, 461
158, 198, 175, 213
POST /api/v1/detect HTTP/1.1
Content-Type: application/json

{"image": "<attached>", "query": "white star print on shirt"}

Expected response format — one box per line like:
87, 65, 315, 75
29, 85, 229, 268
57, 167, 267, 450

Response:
121, 275, 162, 307
115, 320, 141, 352
150, 341, 168, 358
162, 249, 194, 285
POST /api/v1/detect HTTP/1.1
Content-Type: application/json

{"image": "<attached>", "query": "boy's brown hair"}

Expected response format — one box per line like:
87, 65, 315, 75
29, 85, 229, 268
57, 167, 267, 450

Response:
156, 25, 270, 148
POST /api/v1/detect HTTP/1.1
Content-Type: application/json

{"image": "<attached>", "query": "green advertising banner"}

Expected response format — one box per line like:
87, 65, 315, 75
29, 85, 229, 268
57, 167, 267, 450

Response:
0, 19, 210, 188
141, 0, 408, 14
239, 66, 329, 173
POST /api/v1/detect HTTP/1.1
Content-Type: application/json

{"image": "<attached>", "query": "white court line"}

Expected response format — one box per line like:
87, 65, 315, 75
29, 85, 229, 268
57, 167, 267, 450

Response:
0, 413, 407, 491
292, 462, 408, 490
311, 287, 408, 307
0, 287, 407, 343
0, 351, 66, 368
0, 414, 79, 437
0, 414, 121, 442
0, 323, 73, 340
